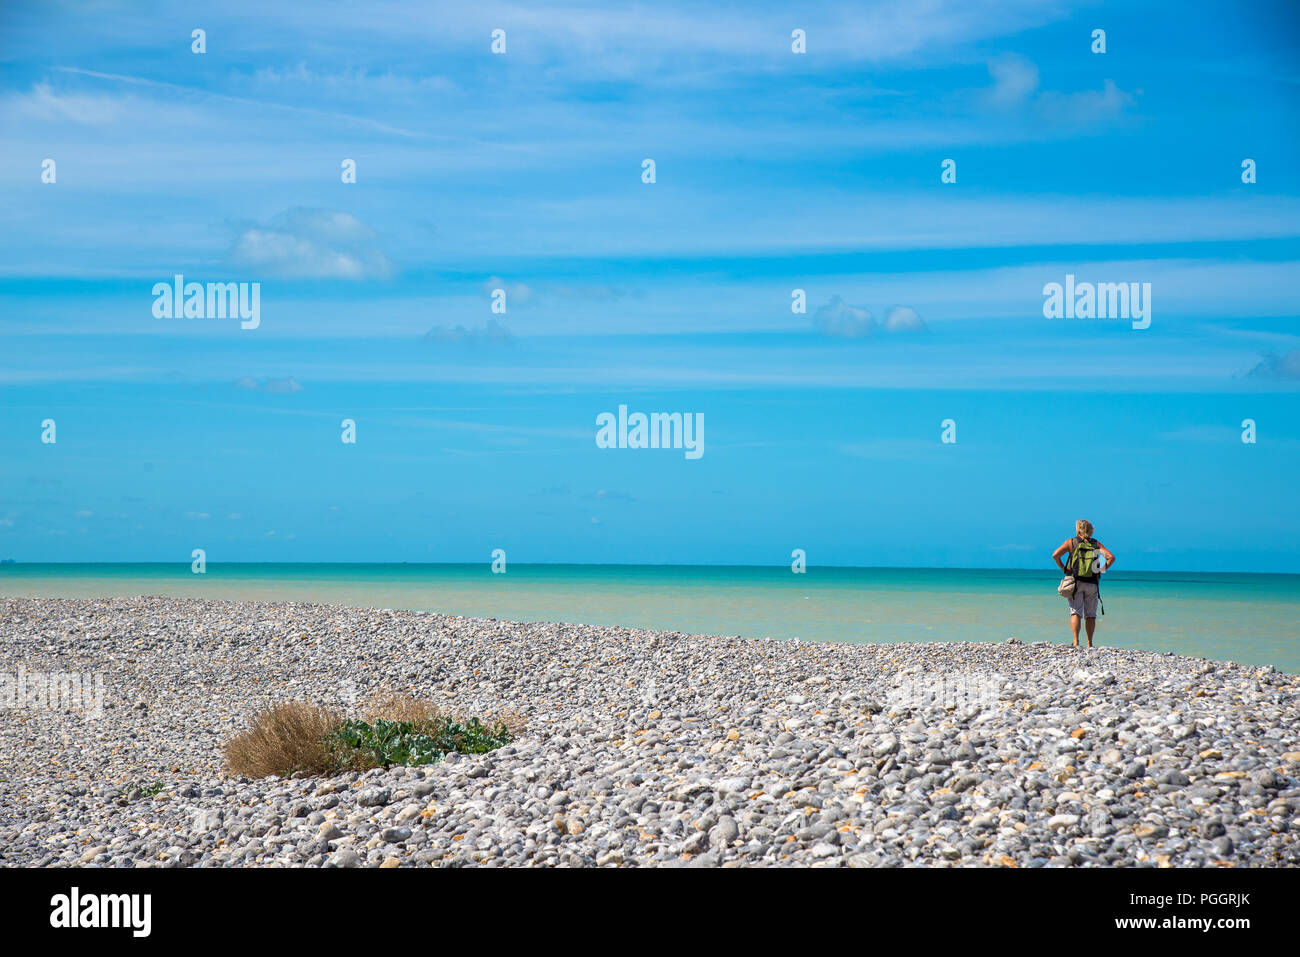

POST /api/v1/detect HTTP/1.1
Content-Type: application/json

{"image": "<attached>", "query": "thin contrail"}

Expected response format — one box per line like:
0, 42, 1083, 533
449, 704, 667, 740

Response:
54, 65, 432, 140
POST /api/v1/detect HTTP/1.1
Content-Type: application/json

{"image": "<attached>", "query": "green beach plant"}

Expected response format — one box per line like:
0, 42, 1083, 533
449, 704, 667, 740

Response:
224, 694, 522, 778
326, 715, 513, 769
116, 780, 166, 801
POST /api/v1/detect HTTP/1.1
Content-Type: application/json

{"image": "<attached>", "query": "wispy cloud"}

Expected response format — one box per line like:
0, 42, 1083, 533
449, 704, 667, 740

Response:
884, 306, 926, 333
811, 297, 927, 338
1248, 349, 1300, 380
1038, 79, 1135, 126
7, 82, 130, 126
53, 67, 429, 138
985, 55, 1040, 108
422, 320, 514, 346
982, 54, 1135, 126
235, 376, 305, 394
226, 209, 391, 280
812, 296, 876, 338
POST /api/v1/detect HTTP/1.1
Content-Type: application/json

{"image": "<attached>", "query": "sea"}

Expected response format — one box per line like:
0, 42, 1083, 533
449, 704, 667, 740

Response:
2, 563, 1297, 673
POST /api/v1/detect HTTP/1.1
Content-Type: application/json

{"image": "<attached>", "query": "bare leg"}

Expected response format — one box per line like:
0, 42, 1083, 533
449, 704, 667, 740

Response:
1085, 617, 1096, 648
1070, 614, 1081, 647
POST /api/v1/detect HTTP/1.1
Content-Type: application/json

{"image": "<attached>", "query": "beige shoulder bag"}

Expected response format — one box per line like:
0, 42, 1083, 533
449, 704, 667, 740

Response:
1057, 538, 1077, 597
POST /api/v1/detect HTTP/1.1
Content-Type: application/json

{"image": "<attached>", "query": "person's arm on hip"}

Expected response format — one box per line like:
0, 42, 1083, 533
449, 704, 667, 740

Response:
1052, 539, 1072, 573
1097, 542, 1115, 571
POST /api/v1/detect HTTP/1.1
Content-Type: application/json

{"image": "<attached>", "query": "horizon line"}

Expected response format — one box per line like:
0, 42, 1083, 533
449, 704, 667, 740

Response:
2, 560, 1297, 578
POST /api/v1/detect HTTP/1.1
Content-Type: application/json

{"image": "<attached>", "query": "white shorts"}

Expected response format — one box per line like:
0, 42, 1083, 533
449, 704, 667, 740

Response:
1068, 580, 1099, 618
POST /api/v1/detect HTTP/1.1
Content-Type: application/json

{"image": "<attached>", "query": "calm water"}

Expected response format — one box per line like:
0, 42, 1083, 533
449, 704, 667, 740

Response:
2, 563, 1297, 673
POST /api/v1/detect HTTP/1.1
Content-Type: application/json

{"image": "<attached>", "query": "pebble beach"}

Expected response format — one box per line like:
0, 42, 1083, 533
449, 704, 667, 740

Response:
1, 596, 1297, 868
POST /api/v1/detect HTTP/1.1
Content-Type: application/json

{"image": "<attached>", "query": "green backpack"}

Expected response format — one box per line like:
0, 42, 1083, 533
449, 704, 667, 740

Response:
1070, 537, 1102, 578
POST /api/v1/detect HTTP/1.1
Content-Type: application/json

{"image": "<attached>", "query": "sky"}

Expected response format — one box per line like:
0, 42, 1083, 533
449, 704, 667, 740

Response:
1, 0, 1298, 570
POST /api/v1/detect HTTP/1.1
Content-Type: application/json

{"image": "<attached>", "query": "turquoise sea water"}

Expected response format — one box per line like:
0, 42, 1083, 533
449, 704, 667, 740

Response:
1, 563, 1297, 673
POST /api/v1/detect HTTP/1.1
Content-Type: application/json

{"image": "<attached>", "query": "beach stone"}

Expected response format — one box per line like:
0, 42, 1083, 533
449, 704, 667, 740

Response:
316, 822, 344, 841
872, 735, 899, 758
357, 788, 392, 807
327, 848, 360, 868
1253, 770, 1280, 789
709, 816, 739, 847
192, 809, 224, 833
715, 777, 751, 795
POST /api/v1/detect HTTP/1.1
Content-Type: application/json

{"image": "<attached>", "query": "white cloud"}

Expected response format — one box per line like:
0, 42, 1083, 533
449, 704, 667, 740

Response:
812, 296, 875, 337
812, 298, 926, 337
227, 208, 391, 280
8, 82, 125, 125
983, 56, 1134, 125
884, 306, 927, 333
985, 55, 1039, 107
1038, 79, 1135, 125
1248, 349, 1300, 380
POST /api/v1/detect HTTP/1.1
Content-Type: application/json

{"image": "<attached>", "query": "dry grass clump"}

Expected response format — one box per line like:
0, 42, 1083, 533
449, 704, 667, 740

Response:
362, 690, 442, 724
224, 701, 342, 778
363, 689, 529, 739
223, 692, 527, 779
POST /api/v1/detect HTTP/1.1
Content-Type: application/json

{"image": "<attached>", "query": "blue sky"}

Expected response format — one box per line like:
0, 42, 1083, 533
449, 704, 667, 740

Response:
1, 0, 1298, 569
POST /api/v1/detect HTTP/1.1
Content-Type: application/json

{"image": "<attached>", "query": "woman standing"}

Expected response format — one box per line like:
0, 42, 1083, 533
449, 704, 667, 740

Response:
1053, 520, 1116, 648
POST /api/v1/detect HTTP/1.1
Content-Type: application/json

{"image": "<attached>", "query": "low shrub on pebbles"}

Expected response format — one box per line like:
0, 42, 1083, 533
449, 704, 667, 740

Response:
223, 697, 519, 778
1, 596, 1298, 868
225, 702, 342, 778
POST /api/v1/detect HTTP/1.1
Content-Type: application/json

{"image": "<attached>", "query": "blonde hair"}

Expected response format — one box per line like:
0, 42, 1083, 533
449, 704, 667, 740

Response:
1075, 519, 1094, 538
